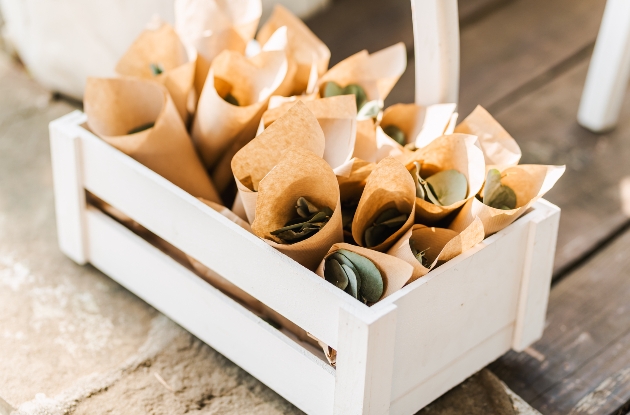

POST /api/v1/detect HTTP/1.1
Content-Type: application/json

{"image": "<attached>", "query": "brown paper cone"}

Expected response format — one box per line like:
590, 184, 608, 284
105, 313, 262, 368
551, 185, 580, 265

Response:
336, 158, 376, 202
192, 28, 248, 97
318, 43, 407, 102
352, 157, 416, 252
387, 217, 484, 283
174, 0, 261, 53
252, 147, 344, 270
84, 77, 221, 203
449, 164, 565, 236
257, 4, 331, 95
315, 243, 413, 301
192, 49, 289, 174
455, 105, 521, 170
261, 95, 357, 170
232, 101, 326, 222
115, 22, 194, 124
352, 118, 414, 164
410, 133, 486, 225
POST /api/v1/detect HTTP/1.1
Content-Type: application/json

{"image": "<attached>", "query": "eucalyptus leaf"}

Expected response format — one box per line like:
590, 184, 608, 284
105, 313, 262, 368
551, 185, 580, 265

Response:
383, 125, 406, 146
128, 122, 155, 135
324, 249, 384, 303
322, 81, 368, 110
482, 169, 517, 210
425, 169, 468, 206
410, 162, 426, 199
270, 197, 333, 244
364, 208, 407, 247
410, 241, 430, 268
223, 92, 240, 106
357, 100, 383, 120
150, 63, 164, 76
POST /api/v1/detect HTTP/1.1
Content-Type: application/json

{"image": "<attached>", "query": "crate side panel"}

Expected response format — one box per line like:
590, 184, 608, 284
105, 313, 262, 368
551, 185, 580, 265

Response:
85, 207, 336, 415
390, 324, 514, 415
388, 217, 530, 401
78, 130, 362, 348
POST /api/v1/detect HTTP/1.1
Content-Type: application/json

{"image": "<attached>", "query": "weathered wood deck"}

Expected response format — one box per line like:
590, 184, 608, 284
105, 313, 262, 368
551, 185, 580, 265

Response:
308, 0, 630, 413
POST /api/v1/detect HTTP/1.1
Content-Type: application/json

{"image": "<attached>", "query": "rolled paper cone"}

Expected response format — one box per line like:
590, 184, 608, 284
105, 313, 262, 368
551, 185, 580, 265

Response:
449, 165, 566, 236
256, 26, 299, 98
191, 28, 248, 98
231, 101, 326, 223
318, 43, 407, 102
84, 77, 221, 203
455, 105, 522, 170
198, 198, 251, 232
315, 243, 413, 301
412, 103, 458, 148
387, 217, 485, 283
336, 158, 376, 202
410, 133, 486, 225
257, 4, 331, 95
381, 103, 426, 146
252, 147, 343, 271
192, 49, 289, 172
352, 119, 379, 162
174, 0, 261, 55
261, 95, 357, 170
115, 22, 194, 124
352, 157, 416, 252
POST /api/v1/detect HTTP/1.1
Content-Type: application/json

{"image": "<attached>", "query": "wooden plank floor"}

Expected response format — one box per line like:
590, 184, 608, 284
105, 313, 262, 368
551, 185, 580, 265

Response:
306, 0, 630, 413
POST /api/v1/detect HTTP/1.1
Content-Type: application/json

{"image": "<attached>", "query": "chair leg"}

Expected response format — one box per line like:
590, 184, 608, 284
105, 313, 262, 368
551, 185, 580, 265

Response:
578, 0, 630, 133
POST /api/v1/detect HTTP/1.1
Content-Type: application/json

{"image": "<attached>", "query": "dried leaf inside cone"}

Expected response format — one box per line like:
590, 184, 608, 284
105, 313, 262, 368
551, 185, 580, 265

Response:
480, 169, 517, 210
363, 208, 408, 248
322, 81, 368, 111
271, 197, 334, 244
409, 162, 468, 207
324, 249, 383, 303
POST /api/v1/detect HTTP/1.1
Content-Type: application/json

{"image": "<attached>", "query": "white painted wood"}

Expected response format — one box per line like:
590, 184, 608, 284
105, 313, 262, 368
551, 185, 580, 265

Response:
85, 206, 336, 415
512, 200, 561, 351
49, 110, 89, 264
410, 0, 460, 106
375, 202, 558, 408
390, 324, 515, 415
334, 305, 398, 415
76, 127, 364, 349
578, 0, 630, 132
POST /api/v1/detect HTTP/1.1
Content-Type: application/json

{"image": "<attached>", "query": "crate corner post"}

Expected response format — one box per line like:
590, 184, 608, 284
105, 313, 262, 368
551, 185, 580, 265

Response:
511, 201, 561, 352
333, 304, 398, 415
49, 111, 89, 265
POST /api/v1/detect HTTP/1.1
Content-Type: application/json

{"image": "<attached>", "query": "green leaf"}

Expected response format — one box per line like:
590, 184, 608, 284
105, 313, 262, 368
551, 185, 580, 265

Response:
425, 169, 468, 206
482, 169, 517, 210
150, 63, 164, 76
127, 122, 155, 135
364, 208, 407, 247
223, 92, 239, 106
324, 257, 349, 290
342, 264, 360, 298
270, 197, 333, 244
410, 241, 430, 268
383, 125, 406, 145
322, 81, 368, 111
410, 162, 426, 199
357, 100, 383, 120
322, 81, 344, 98
337, 249, 383, 303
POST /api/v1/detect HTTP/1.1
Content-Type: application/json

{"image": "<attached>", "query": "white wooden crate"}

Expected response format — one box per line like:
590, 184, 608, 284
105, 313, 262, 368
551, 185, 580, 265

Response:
49, 110, 560, 415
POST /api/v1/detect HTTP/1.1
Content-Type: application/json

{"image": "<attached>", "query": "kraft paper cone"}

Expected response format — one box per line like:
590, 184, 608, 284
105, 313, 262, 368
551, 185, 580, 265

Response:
352, 157, 416, 252
455, 105, 522, 170
257, 4, 331, 95
232, 101, 326, 223
449, 164, 565, 236
261, 95, 357, 170
337, 158, 376, 200
410, 134, 486, 225
381, 103, 457, 149
388, 217, 484, 283
352, 119, 412, 163
84, 77, 221, 203
252, 147, 344, 271
316, 243, 413, 301
318, 43, 407, 102
192, 49, 289, 175
115, 22, 195, 124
